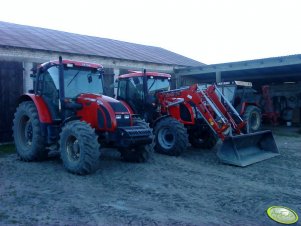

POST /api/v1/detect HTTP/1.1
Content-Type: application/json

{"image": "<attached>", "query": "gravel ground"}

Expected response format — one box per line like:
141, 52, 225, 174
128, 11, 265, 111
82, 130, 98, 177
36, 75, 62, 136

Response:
0, 128, 300, 225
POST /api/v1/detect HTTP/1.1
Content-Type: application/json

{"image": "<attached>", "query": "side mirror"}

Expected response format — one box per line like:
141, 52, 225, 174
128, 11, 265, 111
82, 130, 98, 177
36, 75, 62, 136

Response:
31, 67, 37, 74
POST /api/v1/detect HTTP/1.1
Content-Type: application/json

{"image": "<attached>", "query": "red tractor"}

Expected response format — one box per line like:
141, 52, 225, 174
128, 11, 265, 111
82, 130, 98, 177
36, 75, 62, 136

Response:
116, 71, 279, 166
13, 57, 152, 175
213, 81, 262, 133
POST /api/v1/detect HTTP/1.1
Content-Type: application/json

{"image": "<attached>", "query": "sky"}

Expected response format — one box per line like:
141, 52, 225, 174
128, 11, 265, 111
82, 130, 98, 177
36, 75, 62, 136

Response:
1, 0, 301, 64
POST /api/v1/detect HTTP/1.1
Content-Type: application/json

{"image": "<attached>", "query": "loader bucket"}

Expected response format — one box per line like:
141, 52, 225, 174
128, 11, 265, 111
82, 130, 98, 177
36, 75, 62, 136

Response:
217, 130, 279, 167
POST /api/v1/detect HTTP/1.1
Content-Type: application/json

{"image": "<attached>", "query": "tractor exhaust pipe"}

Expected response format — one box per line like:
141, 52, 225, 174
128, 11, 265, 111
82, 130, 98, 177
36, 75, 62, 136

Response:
58, 56, 66, 120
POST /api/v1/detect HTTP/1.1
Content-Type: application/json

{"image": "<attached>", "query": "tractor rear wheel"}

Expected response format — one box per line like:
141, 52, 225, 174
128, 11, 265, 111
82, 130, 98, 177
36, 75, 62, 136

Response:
154, 117, 188, 156
119, 118, 152, 162
189, 130, 218, 149
243, 106, 262, 133
13, 101, 47, 161
59, 121, 100, 175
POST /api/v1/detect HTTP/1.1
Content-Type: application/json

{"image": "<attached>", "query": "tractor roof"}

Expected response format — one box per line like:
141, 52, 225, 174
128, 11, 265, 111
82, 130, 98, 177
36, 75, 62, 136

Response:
40, 59, 103, 69
119, 72, 171, 79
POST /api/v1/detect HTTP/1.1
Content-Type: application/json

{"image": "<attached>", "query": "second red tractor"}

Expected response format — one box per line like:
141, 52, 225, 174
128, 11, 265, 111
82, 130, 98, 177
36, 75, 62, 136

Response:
116, 71, 279, 167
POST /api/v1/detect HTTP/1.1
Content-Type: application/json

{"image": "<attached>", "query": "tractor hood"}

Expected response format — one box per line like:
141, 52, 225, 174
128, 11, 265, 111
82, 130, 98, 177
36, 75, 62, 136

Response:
76, 93, 130, 113
75, 93, 133, 131
77, 93, 118, 103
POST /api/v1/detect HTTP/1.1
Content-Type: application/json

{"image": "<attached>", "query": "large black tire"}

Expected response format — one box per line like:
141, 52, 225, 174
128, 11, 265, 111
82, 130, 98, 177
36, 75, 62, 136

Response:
189, 130, 218, 149
13, 101, 47, 161
119, 118, 152, 163
59, 121, 100, 175
154, 117, 188, 156
243, 106, 262, 133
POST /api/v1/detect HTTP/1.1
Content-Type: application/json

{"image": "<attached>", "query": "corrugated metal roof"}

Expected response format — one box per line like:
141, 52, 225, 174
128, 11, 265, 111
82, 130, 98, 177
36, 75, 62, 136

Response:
175, 54, 301, 75
0, 21, 204, 67
175, 54, 301, 83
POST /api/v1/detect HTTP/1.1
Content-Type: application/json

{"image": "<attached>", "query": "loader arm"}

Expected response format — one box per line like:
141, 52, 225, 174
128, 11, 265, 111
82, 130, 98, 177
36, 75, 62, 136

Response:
157, 84, 241, 140
204, 85, 247, 134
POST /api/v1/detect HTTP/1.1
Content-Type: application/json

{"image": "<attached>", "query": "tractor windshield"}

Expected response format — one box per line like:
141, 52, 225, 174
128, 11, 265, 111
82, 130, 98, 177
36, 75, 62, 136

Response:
147, 77, 170, 93
64, 66, 104, 98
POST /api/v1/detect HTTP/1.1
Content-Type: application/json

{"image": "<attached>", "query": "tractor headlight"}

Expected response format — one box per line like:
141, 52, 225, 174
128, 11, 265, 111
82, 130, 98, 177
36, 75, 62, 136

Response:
116, 114, 122, 119
124, 114, 130, 119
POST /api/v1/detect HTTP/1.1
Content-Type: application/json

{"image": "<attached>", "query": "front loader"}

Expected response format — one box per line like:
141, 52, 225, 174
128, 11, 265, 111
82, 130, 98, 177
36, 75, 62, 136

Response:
13, 57, 152, 175
116, 71, 279, 166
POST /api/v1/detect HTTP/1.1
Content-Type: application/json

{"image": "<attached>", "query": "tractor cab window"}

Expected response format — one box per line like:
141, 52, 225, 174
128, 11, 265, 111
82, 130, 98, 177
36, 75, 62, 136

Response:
216, 85, 236, 104
147, 77, 170, 94
127, 77, 144, 102
40, 66, 59, 100
119, 76, 144, 113
38, 66, 60, 120
64, 66, 104, 98
47, 66, 60, 89
117, 79, 127, 100
36, 66, 59, 95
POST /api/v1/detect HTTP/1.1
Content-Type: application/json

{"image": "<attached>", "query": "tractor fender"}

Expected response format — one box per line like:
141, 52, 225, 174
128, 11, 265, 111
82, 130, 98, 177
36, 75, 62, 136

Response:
62, 116, 81, 126
152, 115, 171, 128
17, 94, 52, 123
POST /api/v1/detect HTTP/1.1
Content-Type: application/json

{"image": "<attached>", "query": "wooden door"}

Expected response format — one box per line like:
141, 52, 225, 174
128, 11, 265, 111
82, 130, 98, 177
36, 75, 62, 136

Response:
0, 61, 23, 142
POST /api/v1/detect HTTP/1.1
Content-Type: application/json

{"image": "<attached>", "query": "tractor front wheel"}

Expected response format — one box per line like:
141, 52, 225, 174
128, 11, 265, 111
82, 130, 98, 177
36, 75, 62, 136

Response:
59, 121, 100, 175
13, 101, 47, 161
154, 117, 188, 156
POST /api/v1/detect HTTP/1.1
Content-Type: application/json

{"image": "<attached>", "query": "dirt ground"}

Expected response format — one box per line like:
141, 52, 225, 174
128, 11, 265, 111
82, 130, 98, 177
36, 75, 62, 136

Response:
0, 127, 301, 225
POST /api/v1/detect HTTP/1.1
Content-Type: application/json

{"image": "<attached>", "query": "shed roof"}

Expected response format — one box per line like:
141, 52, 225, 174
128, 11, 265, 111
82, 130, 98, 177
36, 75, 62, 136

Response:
175, 54, 301, 83
0, 21, 203, 67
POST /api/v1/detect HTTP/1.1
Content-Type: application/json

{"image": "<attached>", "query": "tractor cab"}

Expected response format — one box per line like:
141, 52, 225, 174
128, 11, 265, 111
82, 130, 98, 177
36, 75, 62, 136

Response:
32, 60, 104, 121
117, 71, 171, 123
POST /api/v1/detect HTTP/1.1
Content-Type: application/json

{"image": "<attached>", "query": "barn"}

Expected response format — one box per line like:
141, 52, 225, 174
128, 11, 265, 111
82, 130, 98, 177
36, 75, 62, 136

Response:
0, 21, 203, 143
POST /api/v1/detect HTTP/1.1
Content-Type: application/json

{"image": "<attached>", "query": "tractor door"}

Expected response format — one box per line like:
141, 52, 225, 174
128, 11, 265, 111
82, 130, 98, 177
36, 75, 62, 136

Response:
117, 76, 171, 122
36, 66, 60, 120
117, 77, 145, 115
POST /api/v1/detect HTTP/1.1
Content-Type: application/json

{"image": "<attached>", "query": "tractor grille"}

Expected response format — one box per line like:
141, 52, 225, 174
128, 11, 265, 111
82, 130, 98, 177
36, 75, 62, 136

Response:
119, 126, 152, 138
117, 117, 131, 127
